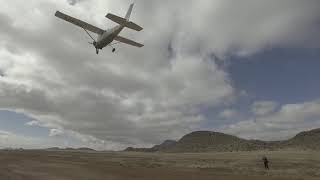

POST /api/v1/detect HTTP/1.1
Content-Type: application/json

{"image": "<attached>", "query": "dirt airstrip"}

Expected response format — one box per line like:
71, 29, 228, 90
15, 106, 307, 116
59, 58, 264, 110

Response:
0, 150, 318, 180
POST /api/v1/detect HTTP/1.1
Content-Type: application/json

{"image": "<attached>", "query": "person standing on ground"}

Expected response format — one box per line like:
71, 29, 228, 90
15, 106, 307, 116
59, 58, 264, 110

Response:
262, 156, 269, 169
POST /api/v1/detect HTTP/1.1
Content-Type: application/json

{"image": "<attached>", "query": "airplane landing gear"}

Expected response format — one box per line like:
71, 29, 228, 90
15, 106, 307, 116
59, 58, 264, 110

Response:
96, 49, 99, 54
112, 48, 116, 53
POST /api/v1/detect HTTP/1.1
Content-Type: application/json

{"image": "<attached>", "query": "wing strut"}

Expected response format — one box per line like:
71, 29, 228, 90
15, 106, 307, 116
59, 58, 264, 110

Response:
83, 28, 96, 42
83, 28, 99, 54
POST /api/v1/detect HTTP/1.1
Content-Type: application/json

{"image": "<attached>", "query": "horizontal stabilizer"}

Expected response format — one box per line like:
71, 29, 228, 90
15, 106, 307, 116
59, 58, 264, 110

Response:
106, 13, 127, 25
114, 36, 144, 47
106, 13, 143, 31
125, 21, 143, 31
55, 11, 104, 35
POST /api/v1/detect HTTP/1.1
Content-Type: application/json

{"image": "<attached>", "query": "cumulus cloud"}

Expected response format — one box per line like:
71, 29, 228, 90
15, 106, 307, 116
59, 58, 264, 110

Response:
67, 0, 83, 6
0, 129, 124, 150
0, 130, 49, 149
219, 109, 238, 119
49, 129, 64, 137
220, 100, 320, 141
26, 120, 41, 126
0, 0, 319, 149
251, 101, 278, 116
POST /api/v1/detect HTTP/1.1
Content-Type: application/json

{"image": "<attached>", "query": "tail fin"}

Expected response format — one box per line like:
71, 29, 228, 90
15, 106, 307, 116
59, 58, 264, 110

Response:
125, 3, 134, 20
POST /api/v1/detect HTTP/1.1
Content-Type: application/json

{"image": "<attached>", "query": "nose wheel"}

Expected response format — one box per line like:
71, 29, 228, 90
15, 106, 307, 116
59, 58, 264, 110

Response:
96, 49, 99, 54
112, 48, 116, 53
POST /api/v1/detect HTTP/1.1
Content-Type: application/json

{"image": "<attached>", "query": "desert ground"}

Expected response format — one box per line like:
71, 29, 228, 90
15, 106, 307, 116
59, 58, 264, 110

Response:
0, 150, 319, 180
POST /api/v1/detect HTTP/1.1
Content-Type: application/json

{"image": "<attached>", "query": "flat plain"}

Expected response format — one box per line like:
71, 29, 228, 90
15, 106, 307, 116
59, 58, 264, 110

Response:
0, 150, 319, 180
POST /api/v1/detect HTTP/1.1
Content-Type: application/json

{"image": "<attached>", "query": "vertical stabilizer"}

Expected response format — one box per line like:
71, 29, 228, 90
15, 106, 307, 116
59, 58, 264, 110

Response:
125, 3, 134, 20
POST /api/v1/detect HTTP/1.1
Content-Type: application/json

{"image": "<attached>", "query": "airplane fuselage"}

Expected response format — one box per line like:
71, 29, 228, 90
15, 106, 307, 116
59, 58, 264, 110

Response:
55, 3, 143, 54
95, 25, 124, 49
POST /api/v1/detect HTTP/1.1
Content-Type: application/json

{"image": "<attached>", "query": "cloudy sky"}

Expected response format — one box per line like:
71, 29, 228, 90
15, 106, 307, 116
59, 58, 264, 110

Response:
0, 0, 319, 150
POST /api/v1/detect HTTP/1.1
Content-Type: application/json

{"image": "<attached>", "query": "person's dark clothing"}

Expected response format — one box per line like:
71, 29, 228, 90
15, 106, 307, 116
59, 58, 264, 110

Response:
262, 157, 269, 169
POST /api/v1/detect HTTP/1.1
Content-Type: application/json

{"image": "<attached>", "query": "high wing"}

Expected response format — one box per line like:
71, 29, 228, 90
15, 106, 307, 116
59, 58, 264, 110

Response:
114, 36, 144, 47
55, 11, 105, 35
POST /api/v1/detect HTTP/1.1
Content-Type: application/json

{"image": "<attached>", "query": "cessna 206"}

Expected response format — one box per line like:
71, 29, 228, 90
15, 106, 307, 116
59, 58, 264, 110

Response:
55, 3, 143, 54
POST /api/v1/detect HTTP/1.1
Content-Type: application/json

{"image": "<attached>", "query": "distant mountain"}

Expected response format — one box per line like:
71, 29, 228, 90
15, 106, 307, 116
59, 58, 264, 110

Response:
46, 147, 60, 150
124, 128, 320, 152
46, 147, 96, 151
150, 140, 177, 151
124, 147, 153, 152
77, 147, 96, 151
124, 140, 177, 152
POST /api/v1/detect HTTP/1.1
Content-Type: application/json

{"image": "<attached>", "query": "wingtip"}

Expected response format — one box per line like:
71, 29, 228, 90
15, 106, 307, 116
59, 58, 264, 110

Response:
55, 11, 61, 17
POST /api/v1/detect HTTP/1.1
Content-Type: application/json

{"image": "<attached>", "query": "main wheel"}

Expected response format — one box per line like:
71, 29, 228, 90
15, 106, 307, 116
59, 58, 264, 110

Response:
112, 48, 116, 53
96, 49, 99, 54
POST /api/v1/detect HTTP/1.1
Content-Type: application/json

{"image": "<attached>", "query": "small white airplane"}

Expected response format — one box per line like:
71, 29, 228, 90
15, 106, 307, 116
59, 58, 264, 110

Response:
55, 3, 143, 54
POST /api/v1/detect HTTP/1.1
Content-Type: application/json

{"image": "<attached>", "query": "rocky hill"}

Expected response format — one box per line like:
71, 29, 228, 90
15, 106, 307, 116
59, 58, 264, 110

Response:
282, 128, 320, 150
150, 140, 177, 151
164, 131, 272, 152
124, 128, 320, 152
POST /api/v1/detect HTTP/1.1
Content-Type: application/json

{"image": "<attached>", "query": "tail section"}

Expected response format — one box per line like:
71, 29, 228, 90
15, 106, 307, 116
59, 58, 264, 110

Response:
125, 3, 134, 20
106, 13, 127, 25
105, 3, 143, 31
114, 35, 144, 47
124, 21, 143, 31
